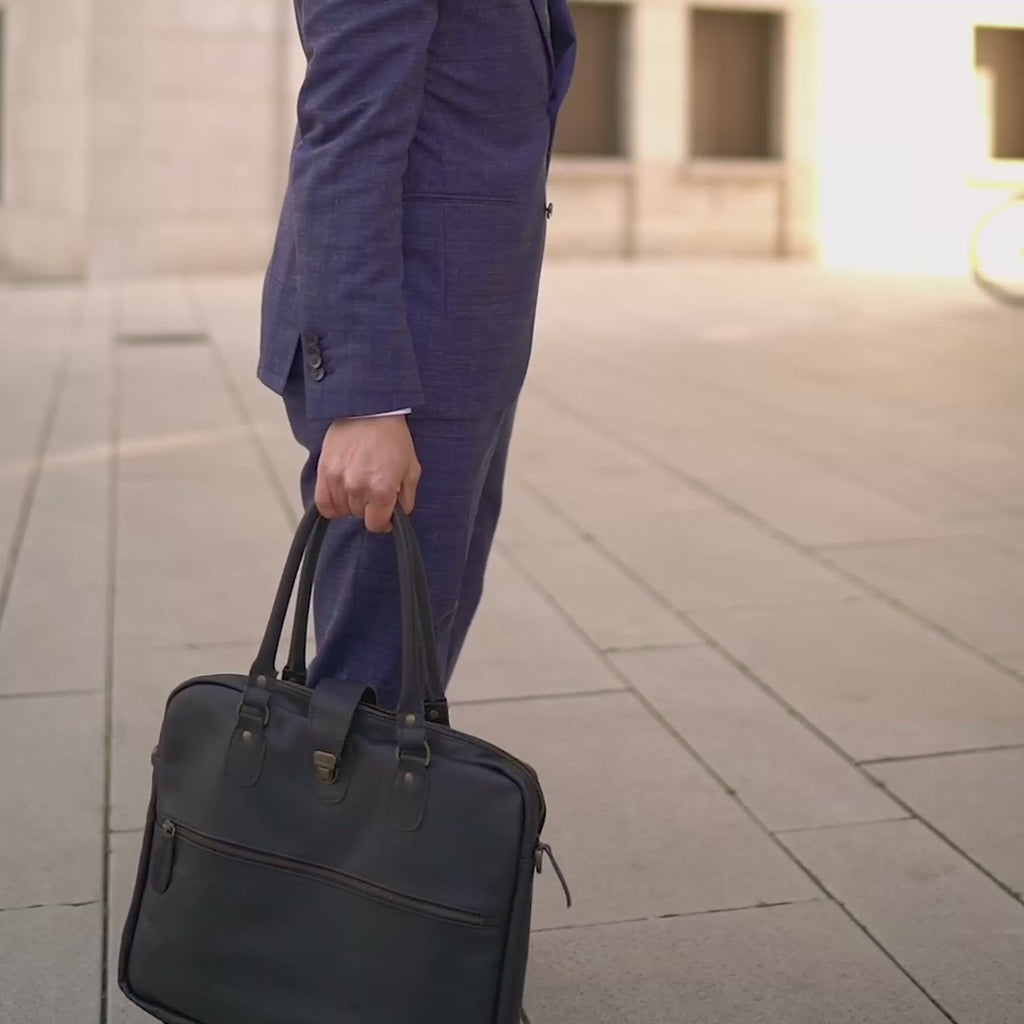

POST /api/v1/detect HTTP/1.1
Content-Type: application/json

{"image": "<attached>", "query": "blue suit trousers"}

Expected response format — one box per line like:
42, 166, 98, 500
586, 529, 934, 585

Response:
282, 347, 517, 709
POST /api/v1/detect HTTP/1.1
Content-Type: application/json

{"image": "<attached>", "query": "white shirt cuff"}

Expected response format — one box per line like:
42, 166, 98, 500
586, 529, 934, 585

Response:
352, 408, 412, 419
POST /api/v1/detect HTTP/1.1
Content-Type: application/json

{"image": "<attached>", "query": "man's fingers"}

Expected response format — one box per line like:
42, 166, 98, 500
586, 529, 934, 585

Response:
398, 470, 418, 516
314, 417, 419, 530
314, 471, 341, 519
364, 494, 398, 535
346, 489, 368, 521
315, 463, 354, 520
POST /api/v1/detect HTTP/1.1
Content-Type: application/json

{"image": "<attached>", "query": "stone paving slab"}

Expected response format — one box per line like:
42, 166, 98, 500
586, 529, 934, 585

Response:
957, 512, 1024, 555
526, 900, 948, 1024
114, 467, 290, 651
692, 597, 1024, 761
0, 692, 104, 909
447, 550, 625, 704
781, 819, 1024, 1024
109, 641, 258, 832
870, 748, 1024, 899
456, 692, 821, 931
507, 395, 717, 533
494, 481, 583, 549
503, 535, 700, 652
612, 644, 903, 832
0, 458, 109, 696
829, 535, 1024, 665
5, 263, 1024, 1023
511, 448, 717, 538
116, 343, 240, 443
0, 341, 111, 696
585, 506, 860, 614
114, 278, 203, 339
995, 649, 1024, 676
625, 412, 948, 548
107, 831, 156, 1024
0, 903, 102, 1024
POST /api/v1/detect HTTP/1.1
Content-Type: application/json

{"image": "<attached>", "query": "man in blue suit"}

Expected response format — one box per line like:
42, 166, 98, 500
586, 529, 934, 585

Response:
258, 0, 577, 707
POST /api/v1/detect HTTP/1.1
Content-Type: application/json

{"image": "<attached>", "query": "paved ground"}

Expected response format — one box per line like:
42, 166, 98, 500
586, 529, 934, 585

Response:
2, 260, 1024, 1023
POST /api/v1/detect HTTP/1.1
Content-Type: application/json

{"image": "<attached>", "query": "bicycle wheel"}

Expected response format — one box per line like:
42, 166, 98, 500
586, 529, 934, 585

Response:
971, 193, 1024, 306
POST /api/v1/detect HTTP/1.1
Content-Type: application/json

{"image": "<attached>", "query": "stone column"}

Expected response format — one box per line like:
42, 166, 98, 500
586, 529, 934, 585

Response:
85, 0, 286, 277
0, 0, 91, 277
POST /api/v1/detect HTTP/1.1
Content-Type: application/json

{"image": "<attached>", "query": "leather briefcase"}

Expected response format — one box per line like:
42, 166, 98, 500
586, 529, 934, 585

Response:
119, 503, 570, 1023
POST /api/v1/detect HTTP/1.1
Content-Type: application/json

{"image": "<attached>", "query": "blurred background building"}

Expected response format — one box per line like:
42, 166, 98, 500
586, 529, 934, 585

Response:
1, 0, 1022, 279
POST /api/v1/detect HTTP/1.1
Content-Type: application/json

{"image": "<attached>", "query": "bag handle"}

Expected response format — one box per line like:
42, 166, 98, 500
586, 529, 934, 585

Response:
250, 504, 448, 727
249, 503, 324, 684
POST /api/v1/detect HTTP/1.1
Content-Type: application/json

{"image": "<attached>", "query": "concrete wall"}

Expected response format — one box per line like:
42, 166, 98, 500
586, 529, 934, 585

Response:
0, 0, 297, 279
546, 0, 820, 259
85, 0, 288, 278
813, 0, 1024, 275
0, 0, 90, 277
2, 0, 1022, 277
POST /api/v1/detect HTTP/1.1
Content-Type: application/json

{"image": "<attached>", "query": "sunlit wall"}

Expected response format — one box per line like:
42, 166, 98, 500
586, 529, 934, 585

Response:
814, 0, 1024, 275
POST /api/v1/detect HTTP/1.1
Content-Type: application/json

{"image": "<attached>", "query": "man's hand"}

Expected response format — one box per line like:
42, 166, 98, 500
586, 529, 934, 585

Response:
314, 416, 421, 533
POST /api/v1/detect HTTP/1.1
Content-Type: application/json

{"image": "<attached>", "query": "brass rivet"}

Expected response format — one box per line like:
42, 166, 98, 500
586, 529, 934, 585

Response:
242, 730, 253, 742
256, 675, 268, 688
405, 713, 417, 727
404, 771, 415, 785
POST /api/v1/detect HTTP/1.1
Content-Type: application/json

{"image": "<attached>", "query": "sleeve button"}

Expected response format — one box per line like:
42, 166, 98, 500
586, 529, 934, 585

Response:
310, 365, 326, 383
308, 353, 323, 369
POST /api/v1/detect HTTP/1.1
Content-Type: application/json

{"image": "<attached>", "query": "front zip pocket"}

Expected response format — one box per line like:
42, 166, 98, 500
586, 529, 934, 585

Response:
152, 818, 493, 928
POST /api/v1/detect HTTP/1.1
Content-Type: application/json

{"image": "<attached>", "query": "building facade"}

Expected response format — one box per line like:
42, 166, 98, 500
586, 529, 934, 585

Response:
1, 0, 1022, 278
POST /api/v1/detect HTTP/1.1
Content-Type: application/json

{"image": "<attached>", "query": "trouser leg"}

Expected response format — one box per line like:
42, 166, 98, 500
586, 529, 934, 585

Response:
282, 349, 518, 708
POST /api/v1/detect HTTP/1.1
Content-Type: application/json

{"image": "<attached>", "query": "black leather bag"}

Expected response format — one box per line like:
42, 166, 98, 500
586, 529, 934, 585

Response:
119, 504, 570, 1024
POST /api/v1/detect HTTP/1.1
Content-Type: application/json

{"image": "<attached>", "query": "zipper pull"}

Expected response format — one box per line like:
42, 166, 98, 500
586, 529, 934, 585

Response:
150, 818, 177, 894
535, 842, 572, 908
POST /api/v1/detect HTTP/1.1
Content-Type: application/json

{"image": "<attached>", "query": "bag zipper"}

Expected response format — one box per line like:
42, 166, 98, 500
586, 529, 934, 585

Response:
534, 842, 572, 908
157, 817, 494, 929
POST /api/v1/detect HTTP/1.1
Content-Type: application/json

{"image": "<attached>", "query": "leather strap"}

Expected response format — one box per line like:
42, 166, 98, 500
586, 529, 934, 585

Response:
248, 503, 447, 742
282, 513, 330, 683
279, 507, 449, 725
249, 503, 323, 685
308, 680, 377, 804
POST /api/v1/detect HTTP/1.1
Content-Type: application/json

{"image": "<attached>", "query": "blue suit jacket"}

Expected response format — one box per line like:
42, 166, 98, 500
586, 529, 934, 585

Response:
258, 0, 577, 422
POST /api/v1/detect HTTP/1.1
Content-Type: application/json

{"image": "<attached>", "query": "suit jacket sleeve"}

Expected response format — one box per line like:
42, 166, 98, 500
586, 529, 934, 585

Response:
289, 0, 438, 421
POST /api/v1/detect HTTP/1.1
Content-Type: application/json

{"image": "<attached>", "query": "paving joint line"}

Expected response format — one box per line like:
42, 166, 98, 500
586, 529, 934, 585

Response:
775, 852, 960, 1023
0, 349, 68, 630
598, 641, 705, 655
513, 470, 1024, 912
530, 897, 825, 935
0, 688, 101, 701
860, 742, 1024, 767
501, 467, 1024, 1018
773, 816, 914, 836
559, 306, 1004, 518
0, 899, 100, 915
451, 687, 625, 709
811, 534, 986, 553
528, 383, 1024, 693
187, 276, 300, 534
99, 321, 123, 1024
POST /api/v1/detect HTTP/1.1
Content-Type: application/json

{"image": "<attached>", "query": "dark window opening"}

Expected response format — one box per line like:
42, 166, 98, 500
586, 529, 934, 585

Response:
553, 2, 628, 158
690, 8, 784, 160
975, 26, 1024, 160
